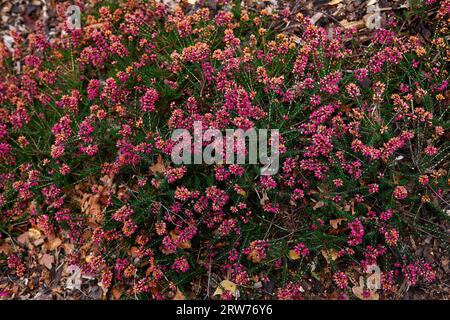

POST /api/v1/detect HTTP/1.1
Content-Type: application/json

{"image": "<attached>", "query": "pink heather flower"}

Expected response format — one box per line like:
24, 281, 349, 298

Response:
320, 71, 342, 95
424, 145, 438, 156
59, 163, 71, 175
290, 188, 305, 203
122, 219, 137, 237
418, 175, 429, 186
243, 240, 269, 263
293, 243, 310, 257
346, 83, 361, 98
368, 183, 379, 193
172, 256, 190, 273
174, 186, 191, 201
215, 166, 230, 181
393, 186, 408, 200
140, 88, 159, 112
260, 176, 277, 189
51, 144, 65, 159
384, 228, 399, 247
277, 282, 303, 300
229, 164, 245, 176
181, 42, 210, 63
333, 179, 344, 187
348, 218, 364, 246
0, 142, 12, 160
80, 144, 99, 156
164, 166, 187, 183
55, 90, 80, 113
333, 272, 348, 289
113, 205, 134, 223
380, 209, 394, 221
354, 68, 368, 82
87, 79, 100, 100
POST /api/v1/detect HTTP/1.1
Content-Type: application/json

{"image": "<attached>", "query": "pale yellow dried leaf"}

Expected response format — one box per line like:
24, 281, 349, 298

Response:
213, 280, 237, 296
352, 286, 380, 300
288, 249, 300, 260
28, 228, 42, 240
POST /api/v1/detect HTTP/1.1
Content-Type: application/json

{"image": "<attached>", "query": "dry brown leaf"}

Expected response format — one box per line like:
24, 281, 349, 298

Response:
45, 237, 62, 251
329, 218, 347, 229
173, 288, 186, 300
328, 0, 343, 5
150, 155, 166, 174
213, 280, 237, 296
259, 191, 269, 206
63, 243, 74, 254
313, 201, 325, 210
39, 254, 54, 270
111, 287, 123, 300
0, 242, 11, 255
340, 19, 366, 29
17, 231, 31, 248
82, 194, 103, 225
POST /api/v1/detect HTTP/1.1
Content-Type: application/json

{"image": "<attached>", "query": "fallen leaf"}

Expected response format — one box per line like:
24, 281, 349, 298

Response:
150, 155, 166, 174
321, 248, 339, 264
213, 280, 237, 296
328, 0, 343, 5
63, 243, 74, 254
340, 19, 366, 29
352, 285, 380, 300
17, 231, 31, 247
173, 288, 186, 300
259, 191, 269, 206
28, 228, 42, 240
45, 237, 62, 251
288, 249, 300, 260
111, 287, 123, 300
39, 254, 54, 270
66, 265, 82, 291
330, 218, 347, 229
313, 201, 325, 210
363, 13, 381, 30
33, 238, 45, 247
0, 242, 11, 255
367, 0, 377, 6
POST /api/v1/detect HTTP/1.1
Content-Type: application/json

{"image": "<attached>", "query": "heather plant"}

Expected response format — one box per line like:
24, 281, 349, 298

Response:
0, 0, 448, 299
